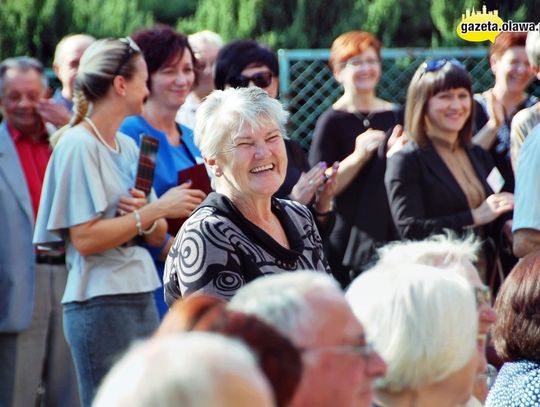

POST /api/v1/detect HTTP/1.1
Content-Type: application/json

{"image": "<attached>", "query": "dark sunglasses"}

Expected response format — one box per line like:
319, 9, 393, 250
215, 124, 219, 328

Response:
421, 58, 466, 73
228, 71, 273, 89
113, 37, 139, 76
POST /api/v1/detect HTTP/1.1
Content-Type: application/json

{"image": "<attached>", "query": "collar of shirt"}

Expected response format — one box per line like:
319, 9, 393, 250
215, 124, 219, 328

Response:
7, 122, 49, 144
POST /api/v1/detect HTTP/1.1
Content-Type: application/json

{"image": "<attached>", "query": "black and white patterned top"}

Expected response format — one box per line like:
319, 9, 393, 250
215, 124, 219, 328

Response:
485, 360, 540, 406
163, 193, 330, 302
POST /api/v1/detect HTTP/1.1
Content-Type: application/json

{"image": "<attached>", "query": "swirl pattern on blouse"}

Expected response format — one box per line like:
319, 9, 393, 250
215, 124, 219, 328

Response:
164, 195, 329, 300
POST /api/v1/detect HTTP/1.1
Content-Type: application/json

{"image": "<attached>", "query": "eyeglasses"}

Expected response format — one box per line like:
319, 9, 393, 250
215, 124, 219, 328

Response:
344, 56, 380, 69
474, 285, 493, 308
228, 71, 273, 89
113, 37, 139, 76
300, 341, 375, 361
421, 58, 465, 73
477, 364, 497, 389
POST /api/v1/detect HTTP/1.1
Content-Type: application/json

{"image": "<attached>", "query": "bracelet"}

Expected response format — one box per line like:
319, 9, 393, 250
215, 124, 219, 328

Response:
313, 199, 335, 217
312, 206, 333, 217
142, 220, 158, 235
133, 210, 158, 236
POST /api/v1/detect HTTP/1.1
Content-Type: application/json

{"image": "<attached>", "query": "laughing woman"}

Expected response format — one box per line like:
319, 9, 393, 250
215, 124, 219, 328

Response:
164, 87, 330, 302
385, 59, 514, 279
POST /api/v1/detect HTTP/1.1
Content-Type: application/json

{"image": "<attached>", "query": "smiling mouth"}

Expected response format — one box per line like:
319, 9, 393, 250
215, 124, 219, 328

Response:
250, 163, 275, 174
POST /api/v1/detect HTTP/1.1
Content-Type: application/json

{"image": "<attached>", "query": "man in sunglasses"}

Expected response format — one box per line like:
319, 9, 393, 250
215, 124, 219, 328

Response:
229, 271, 387, 407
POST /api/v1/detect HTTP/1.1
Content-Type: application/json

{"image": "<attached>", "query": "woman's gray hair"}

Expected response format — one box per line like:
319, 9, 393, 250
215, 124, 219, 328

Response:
93, 333, 269, 407
228, 271, 341, 346
194, 87, 289, 159
346, 264, 477, 392
377, 232, 481, 270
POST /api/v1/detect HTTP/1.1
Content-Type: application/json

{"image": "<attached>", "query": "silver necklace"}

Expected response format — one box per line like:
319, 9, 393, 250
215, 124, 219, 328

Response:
84, 117, 119, 153
353, 111, 376, 128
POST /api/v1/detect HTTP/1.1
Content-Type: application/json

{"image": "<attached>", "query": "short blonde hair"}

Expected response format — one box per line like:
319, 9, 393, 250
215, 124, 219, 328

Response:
188, 30, 223, 52
346, 264, 477, 392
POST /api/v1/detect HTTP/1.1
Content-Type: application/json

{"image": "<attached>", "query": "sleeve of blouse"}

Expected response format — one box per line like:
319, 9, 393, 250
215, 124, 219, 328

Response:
308, 112, 341, 167
385, 150, 474, 240
510, 110, 530, 166
34, 132, 111, 246
163, 209, 245, 301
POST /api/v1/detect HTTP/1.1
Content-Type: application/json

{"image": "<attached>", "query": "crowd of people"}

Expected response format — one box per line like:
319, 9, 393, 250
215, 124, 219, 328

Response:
2, 23, 540, 407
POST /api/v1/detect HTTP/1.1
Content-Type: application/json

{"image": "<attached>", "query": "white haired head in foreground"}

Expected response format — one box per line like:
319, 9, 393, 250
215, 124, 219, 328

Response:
377, 232, 480, 273
346, 264, 478, 404
92, 332, 274, 407
228, 271, 341, 345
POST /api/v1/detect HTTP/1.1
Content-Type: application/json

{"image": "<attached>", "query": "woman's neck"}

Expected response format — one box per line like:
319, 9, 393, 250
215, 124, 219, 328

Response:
191, 88, 211, 102
85, 101, 124, 142
428, 131, 460, 151
491, 85, 526, 116
335, 89, 385, 112
218, 184, 273, 223
143, 101, 179, 135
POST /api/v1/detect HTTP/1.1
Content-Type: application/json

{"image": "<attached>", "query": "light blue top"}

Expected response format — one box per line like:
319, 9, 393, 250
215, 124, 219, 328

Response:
486, 360, 540, 406
33, 126, 160, 303
513, 124, 540, 232
119, 116, 203, 197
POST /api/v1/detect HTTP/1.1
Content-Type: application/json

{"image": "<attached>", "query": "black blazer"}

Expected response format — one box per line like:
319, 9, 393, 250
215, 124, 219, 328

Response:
385, 139, 495, 240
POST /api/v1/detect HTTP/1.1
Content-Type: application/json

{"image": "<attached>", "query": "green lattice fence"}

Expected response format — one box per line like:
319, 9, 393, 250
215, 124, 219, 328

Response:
278, 48, 540, 151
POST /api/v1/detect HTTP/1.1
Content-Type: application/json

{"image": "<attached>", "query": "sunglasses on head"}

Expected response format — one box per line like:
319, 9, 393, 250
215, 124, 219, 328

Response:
421, 58, 466, 73
113, 37, 139, 76
228, 71, 273, 89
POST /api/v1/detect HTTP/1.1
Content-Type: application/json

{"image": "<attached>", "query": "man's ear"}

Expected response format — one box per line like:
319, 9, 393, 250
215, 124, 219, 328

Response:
52, 63, 60, 77
111, 75, 127, 96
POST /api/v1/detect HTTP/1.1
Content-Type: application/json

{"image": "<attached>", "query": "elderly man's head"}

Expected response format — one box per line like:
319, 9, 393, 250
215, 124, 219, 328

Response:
53, 34, 95, 100
0, 56, 47, 135
228, 271, 386, 407
93, 332, 274, 407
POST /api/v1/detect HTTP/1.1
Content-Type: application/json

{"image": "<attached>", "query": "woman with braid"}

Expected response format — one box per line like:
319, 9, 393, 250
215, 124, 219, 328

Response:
34, 38, 189, 406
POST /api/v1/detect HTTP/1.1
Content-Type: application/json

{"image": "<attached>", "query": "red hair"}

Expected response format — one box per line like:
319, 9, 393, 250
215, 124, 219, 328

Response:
490, 32, 527, 59
329, 31, 382, 72
156, 294, 302, 407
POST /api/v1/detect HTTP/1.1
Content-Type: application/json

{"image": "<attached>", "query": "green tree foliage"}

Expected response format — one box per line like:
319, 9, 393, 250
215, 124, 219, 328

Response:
0, 0, 154, 65
177, 0, 404, 48
0, 0, 536, 66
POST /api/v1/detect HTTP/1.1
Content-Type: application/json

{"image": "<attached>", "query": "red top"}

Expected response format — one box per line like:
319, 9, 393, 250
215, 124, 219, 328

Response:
9, 124, 51, 219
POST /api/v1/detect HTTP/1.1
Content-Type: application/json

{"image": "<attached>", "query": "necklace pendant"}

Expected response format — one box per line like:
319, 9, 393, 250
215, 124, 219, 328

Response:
363, 118, 370, 128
